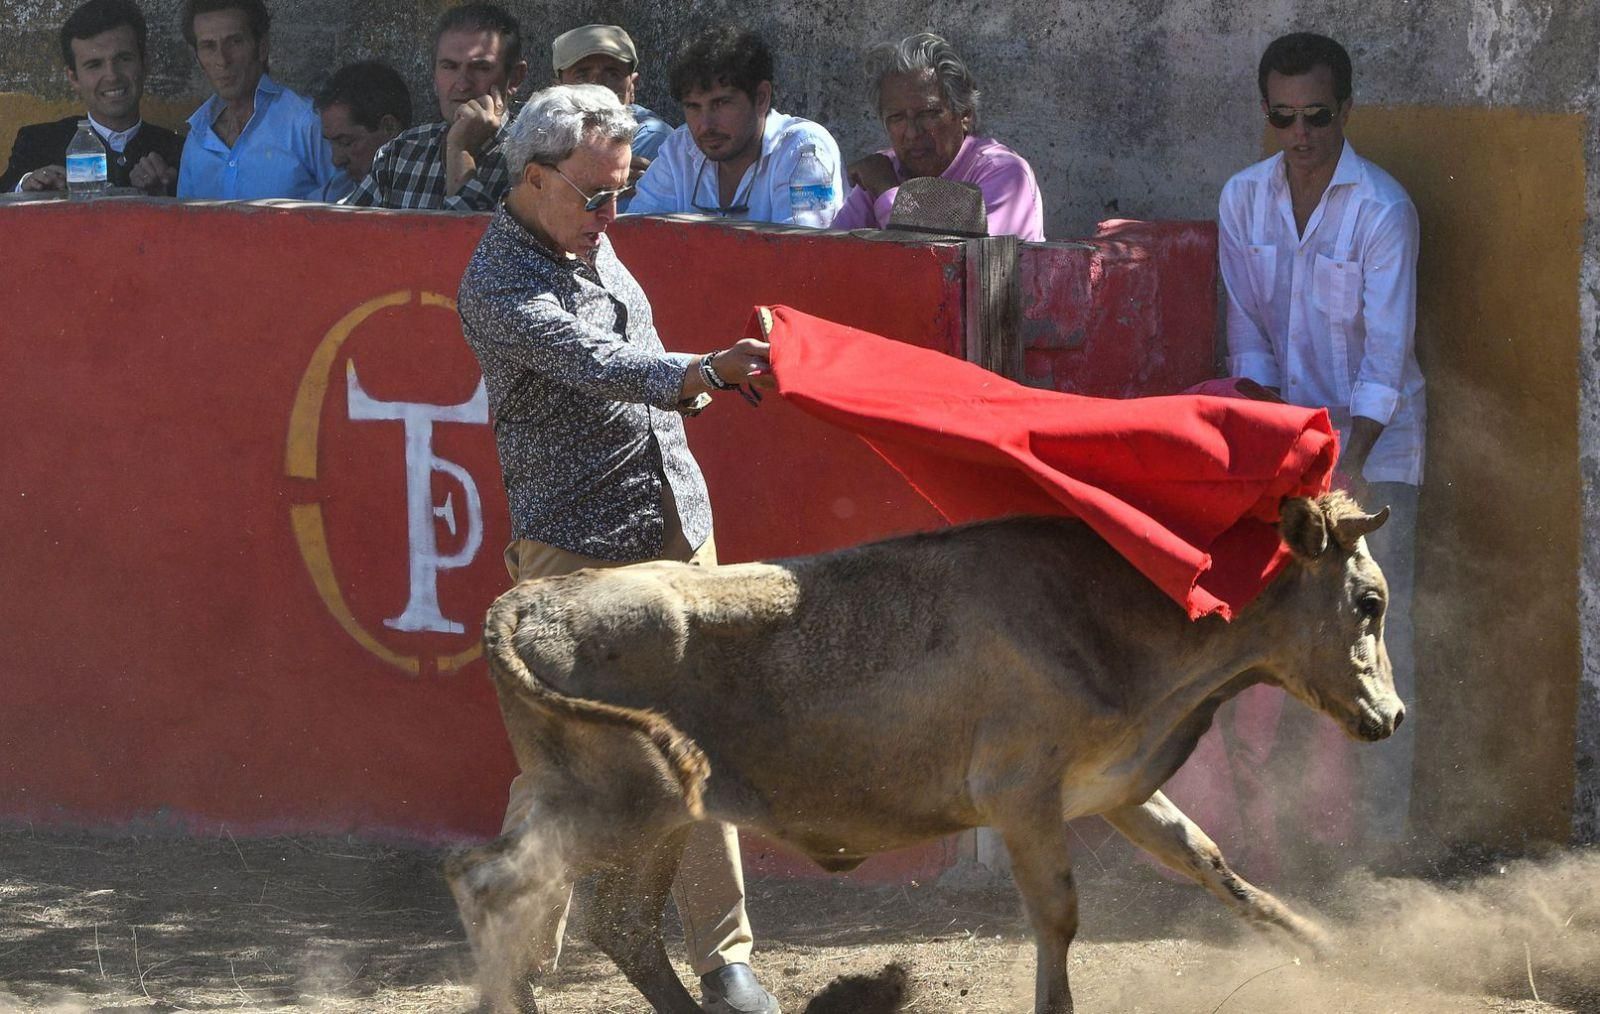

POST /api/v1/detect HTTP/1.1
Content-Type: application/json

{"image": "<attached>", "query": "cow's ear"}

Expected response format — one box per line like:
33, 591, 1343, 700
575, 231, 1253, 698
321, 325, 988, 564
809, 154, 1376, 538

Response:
1280, 497, 1329, 560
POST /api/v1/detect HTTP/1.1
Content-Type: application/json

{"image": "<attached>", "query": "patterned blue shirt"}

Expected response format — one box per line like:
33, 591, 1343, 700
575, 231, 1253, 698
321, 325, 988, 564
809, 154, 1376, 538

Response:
178, 74, 351, 201
458, 207, 712, 561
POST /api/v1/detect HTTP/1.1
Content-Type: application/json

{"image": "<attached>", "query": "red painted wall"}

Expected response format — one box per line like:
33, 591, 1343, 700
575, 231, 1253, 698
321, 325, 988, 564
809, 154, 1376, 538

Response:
1021, 219, 1219, 396
0, 201, 1215, 883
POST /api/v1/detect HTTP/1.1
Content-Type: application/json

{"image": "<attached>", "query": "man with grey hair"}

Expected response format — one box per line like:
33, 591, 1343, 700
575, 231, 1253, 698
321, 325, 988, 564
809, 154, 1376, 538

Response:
833, 32, 1045, 239
455, 83, 781, 1014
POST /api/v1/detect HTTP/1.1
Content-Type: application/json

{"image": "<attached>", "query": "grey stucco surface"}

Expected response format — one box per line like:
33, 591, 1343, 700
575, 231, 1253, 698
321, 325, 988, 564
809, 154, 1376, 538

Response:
1576, 41, 1600, 845
2, 0, 1598, 840
2, 1, 1593, 234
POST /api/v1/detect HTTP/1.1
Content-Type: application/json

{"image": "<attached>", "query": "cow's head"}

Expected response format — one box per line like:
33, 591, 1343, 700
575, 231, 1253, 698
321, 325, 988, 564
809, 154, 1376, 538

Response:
1269, 492, 1405, 742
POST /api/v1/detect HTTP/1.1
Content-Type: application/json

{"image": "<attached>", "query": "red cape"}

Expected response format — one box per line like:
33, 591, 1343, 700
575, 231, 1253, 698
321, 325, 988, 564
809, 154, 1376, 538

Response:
753, 306, 1337, 620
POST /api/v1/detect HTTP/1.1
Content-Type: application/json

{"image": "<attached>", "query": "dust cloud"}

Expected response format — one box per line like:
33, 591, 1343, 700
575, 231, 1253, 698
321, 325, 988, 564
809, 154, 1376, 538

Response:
1088, 851, 1600, 1013
0, 998, 91, 1014
444, 826, 574, 1009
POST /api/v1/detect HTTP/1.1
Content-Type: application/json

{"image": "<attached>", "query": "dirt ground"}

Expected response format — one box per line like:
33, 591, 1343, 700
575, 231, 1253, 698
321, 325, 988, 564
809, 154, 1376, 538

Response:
0, 826, 1596, 1013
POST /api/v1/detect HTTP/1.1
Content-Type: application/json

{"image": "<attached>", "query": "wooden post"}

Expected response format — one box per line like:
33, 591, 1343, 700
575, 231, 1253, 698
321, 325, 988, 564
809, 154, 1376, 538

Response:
959, 234, 1020, 875
964, 234, 1022, 380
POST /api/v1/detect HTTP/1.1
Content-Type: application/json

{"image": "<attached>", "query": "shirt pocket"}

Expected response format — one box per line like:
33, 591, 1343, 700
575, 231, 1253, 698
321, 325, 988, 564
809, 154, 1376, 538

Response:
1245, 244, 1277, 305
1310, 253, 1361, 401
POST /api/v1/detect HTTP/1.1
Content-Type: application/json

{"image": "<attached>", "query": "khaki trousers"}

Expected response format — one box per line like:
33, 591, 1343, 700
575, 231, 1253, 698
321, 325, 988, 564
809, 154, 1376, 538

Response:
500, 499, 753, 977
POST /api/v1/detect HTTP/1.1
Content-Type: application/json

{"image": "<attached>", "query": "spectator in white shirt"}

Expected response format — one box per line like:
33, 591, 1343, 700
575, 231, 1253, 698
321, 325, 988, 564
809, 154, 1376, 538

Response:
1218, 31, 1424, 848
625, 27, 844, 225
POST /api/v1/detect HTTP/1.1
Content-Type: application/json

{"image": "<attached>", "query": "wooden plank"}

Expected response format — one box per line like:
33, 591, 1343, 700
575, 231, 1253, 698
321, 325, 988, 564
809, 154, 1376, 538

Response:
964, 234, 1021, 379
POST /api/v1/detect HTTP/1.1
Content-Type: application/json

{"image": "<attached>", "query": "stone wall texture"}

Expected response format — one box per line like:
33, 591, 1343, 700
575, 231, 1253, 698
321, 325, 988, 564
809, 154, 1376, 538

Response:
2, 0, 1598, 846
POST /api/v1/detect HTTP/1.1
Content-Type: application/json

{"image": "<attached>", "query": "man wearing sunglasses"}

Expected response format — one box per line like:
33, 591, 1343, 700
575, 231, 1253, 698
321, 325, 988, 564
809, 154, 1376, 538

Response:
626, 26, 844, 225
1218, 32, 1424, 851
456, 84, 780, 1014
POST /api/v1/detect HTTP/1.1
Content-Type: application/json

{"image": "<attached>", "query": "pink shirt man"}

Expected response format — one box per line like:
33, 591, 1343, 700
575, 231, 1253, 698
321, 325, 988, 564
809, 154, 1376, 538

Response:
831, 134, 1045, 241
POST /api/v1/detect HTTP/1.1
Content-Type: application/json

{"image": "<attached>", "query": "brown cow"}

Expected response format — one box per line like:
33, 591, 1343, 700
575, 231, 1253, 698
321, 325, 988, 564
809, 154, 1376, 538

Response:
446, 492, 1403, 1013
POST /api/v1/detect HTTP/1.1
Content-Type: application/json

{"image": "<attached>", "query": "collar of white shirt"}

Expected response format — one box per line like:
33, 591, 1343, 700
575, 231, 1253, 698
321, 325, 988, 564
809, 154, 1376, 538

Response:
1268, 138, 1364, 197
86, 112, 143, 154
688, 109, 788, 198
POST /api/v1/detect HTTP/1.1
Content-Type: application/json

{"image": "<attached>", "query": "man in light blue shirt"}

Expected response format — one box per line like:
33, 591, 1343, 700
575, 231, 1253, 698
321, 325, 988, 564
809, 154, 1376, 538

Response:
626, 27, 843, 225
176, 0, 347, 201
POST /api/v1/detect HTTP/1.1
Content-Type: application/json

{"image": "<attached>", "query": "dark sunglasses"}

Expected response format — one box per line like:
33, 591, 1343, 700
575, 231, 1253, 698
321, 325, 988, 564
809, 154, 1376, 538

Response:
1266, 105, 1336, 129
689, 157, 753, 217
546, 164, 629, 211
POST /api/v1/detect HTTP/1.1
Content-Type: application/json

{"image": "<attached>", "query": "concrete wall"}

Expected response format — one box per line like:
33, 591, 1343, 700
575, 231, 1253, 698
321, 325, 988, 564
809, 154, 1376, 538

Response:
4, 2, 1595, 232
3, 0, 1597, 844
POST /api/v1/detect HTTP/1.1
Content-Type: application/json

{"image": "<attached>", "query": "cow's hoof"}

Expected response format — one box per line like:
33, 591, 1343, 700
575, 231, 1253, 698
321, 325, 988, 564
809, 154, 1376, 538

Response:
701, 962, 781, 1014
473, 978, 540, 1014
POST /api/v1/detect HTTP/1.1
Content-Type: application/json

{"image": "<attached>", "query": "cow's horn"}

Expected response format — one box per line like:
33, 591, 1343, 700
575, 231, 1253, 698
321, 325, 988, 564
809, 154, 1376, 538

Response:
1332, 505, 1390, 546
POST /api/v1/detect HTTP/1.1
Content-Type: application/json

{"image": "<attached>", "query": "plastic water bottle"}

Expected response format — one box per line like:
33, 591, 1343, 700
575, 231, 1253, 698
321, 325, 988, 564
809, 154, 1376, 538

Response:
788, 144, 835, 228
65, 120, 107, 200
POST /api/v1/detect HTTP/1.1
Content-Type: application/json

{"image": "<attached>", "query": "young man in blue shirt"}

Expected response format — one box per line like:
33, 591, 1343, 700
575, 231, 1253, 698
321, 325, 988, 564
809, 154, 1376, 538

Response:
175, 0, 348, 200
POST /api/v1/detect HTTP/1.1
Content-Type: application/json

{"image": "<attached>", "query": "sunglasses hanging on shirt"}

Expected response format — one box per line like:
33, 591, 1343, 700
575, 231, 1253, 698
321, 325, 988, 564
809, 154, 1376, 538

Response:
689, 157, 756, 217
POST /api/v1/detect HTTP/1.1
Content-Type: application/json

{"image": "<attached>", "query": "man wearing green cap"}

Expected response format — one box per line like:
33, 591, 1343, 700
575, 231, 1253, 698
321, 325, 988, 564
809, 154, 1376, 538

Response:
551, 23, 672, 205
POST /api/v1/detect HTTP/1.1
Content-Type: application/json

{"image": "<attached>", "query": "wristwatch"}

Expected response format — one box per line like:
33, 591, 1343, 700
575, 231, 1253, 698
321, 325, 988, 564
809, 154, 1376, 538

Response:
677, 392, 713, 417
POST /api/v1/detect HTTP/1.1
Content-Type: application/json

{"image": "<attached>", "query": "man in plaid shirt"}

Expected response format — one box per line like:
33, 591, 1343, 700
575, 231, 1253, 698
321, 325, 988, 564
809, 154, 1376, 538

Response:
344, 2, 526, 210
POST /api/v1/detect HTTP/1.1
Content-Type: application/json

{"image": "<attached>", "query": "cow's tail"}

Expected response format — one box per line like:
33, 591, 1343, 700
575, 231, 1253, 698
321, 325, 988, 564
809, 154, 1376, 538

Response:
482, 595, 710, 821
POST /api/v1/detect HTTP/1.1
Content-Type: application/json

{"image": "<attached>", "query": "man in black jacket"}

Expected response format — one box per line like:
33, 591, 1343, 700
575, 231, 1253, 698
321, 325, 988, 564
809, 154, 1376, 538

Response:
1, 0, 183, 195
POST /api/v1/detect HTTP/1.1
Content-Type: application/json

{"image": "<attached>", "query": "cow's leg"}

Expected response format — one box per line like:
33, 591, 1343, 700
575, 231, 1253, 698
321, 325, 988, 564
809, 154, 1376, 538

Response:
444, 815, 574, 1014
998, 811, 1079, 1014
1103, 790, 1329, 955
585, 826, 700, 1014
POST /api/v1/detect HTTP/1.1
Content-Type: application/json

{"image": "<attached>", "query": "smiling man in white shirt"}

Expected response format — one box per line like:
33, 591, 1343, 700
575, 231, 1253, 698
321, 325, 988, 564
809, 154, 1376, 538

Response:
1218, 31, 1424, 849
625, 26, 843, 225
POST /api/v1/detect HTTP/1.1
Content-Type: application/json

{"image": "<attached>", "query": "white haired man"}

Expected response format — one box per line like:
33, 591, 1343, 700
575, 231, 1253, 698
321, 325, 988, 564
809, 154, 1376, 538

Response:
455, 83, 780, 1014
832, 32, 1044, 240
